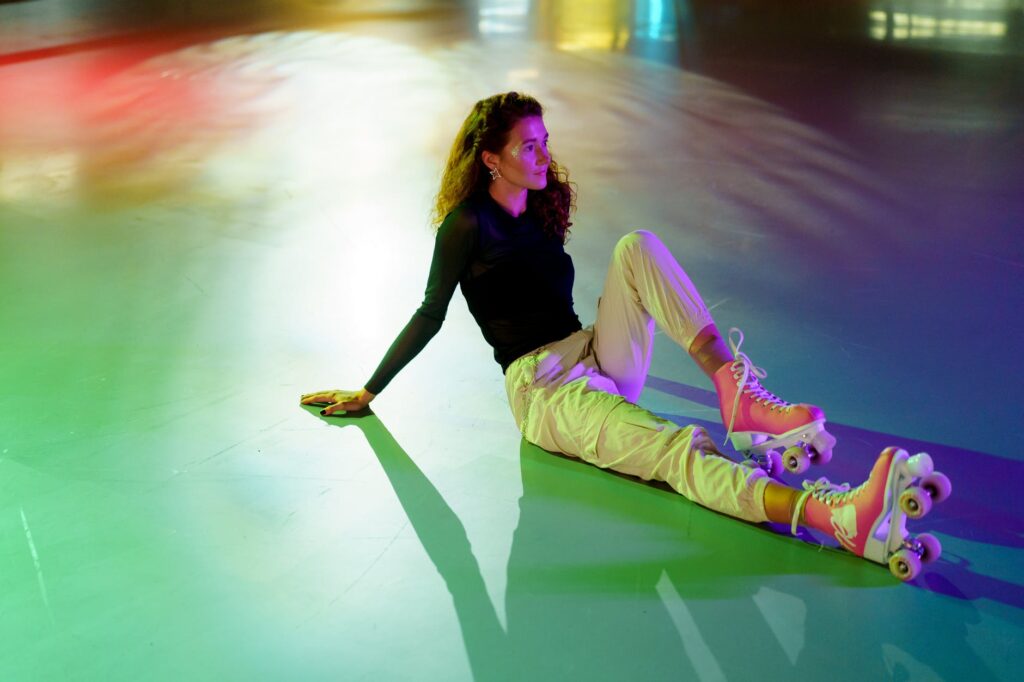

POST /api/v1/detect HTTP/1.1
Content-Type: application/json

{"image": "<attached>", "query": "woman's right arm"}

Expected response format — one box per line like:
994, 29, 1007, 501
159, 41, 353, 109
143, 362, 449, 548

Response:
300, 207, 478, 415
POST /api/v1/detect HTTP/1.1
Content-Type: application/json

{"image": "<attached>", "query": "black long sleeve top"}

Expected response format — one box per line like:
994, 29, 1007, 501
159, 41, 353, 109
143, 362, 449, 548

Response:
363, 191, 582, 395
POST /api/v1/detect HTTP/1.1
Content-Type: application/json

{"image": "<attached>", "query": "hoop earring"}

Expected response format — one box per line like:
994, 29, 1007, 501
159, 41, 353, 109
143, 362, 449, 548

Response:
489, 166, 502, 181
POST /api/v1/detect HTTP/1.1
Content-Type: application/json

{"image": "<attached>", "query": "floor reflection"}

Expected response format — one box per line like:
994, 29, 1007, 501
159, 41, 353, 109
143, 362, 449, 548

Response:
327, 410, 1001, 678
1, 2, 1020, 679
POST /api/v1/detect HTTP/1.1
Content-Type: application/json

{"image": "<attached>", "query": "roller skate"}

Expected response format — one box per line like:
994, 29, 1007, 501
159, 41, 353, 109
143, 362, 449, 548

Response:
713, 328, 835, 476
794, 446, 952, 580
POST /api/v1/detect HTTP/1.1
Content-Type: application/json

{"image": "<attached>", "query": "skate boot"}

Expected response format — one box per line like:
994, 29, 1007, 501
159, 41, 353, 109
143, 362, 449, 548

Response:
794, 446, 952, 580
713, 327, 835, 475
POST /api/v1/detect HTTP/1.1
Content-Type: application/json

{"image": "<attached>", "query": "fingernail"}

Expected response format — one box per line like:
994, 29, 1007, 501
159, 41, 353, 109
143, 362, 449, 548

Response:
319, 409, 326, 416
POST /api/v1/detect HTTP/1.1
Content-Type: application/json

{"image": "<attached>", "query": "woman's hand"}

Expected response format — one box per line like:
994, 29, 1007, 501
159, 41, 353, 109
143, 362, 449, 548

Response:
300, 388, 376, 415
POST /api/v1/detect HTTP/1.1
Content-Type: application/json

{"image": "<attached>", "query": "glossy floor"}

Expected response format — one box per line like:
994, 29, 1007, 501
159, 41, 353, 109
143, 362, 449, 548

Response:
1, 1, 1022, 680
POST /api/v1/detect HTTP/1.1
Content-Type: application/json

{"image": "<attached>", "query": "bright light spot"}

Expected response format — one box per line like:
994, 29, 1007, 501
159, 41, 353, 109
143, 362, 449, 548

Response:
479, 0, 530, 36
507, 68, 539, 81
0, 152, 79, 201
648, 0, 665, 40
553, 0, 623, 51
869, 5, 1007, 43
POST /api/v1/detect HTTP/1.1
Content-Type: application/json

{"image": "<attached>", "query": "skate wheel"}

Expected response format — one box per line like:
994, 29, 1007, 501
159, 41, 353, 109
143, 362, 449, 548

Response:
889, 547, 922, 581
764, 450, 784, 478
782, 445, 811, 475
899, 486, 933, 519
916, 533, 942, 564
812, 446, 833, 466
921, 472, 952, 504
906, 452, 934, 478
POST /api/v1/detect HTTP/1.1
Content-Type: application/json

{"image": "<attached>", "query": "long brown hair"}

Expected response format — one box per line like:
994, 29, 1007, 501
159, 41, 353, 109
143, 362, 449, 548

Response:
432, 92, 576, 243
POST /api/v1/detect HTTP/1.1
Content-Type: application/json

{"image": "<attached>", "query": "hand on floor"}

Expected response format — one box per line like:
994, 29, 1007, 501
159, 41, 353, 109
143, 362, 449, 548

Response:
300, 388, 375, 415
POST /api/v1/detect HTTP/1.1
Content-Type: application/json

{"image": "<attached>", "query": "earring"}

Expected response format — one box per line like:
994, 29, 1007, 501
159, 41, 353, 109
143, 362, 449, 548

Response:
489, 166, 502, 181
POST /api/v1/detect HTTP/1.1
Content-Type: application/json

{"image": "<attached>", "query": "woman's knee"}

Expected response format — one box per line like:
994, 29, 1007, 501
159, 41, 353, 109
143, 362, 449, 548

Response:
613, 229, 665, 262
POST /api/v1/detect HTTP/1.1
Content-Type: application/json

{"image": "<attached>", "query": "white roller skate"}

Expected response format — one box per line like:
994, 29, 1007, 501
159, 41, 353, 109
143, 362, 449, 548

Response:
713, 328, 835, 476
794, 446, 952, 580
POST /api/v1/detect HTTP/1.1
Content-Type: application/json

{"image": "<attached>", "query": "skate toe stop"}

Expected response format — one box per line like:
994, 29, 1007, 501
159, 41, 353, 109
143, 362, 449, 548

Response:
805, 405, 826, 421
810, 430, 837, 462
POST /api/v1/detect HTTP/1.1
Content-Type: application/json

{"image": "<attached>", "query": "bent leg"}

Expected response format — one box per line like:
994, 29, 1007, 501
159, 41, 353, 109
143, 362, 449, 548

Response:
593, 230, 715, 402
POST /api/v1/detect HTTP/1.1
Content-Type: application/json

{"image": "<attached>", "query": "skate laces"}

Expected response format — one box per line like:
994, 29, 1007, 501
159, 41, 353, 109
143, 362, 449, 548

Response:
724, 328, 794, 441
790, 477, 863, 536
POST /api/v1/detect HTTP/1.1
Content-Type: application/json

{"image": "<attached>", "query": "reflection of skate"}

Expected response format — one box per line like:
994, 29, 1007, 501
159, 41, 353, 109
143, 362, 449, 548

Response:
714, 328, 834, 476
796, 447, 952, 580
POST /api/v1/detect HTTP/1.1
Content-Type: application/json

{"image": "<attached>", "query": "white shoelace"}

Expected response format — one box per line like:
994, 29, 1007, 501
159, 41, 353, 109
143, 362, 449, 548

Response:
790, 477, 859, 536
724, 327, 794, 442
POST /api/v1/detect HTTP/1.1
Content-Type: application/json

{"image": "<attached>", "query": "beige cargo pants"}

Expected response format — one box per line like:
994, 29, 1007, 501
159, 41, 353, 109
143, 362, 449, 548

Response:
504, 230, 770, 523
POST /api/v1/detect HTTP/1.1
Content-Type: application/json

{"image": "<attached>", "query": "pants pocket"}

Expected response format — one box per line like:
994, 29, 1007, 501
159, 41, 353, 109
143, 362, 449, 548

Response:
505, 355, 539, 432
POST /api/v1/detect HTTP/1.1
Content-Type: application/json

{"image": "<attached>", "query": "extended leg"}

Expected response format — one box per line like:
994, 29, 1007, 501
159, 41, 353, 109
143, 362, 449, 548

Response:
524, 372, 771, 524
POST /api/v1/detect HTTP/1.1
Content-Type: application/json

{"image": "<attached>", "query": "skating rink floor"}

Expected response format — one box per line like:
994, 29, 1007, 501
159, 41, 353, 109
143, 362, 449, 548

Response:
1, 1, 1022, 679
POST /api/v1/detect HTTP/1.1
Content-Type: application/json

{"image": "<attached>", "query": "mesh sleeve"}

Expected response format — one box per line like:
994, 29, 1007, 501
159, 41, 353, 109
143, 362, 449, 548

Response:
363, 207, 478, 395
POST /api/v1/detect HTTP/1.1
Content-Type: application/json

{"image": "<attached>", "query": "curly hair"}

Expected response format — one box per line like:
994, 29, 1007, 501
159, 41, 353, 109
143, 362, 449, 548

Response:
432, 92, 576, 243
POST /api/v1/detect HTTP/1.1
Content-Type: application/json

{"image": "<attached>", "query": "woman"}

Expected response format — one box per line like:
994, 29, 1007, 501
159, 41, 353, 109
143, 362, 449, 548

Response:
301, 92, 948, 580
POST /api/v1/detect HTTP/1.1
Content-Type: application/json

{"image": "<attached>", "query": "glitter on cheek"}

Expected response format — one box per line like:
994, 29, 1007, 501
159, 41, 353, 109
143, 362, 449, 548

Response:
510, 144, 521, 159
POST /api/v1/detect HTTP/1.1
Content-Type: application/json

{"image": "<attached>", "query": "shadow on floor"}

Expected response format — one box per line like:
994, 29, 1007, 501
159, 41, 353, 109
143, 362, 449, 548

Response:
306, 402, 1004, 679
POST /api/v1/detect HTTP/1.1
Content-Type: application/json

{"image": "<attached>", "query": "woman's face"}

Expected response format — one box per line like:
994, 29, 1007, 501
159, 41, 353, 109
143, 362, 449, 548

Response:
484, 115, 550, 191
